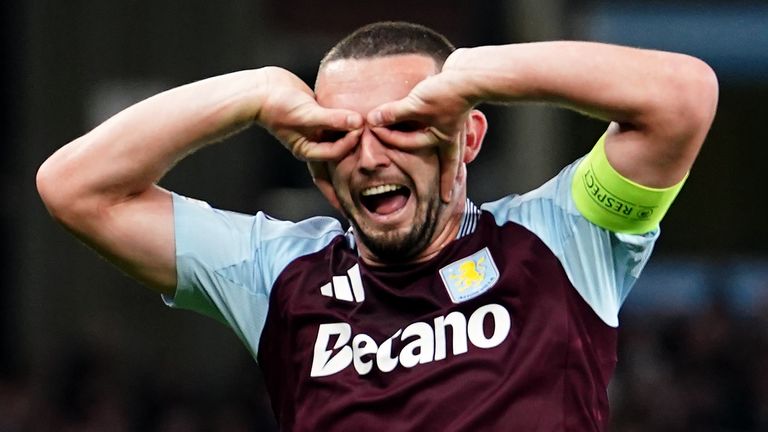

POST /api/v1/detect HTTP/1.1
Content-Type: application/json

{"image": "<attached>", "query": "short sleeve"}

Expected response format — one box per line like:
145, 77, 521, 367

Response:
166, 193, 343, 357
481, 160, 658, 327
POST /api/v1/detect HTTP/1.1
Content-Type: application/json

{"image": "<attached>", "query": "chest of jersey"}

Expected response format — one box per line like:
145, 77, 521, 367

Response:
258, 213, 616, 432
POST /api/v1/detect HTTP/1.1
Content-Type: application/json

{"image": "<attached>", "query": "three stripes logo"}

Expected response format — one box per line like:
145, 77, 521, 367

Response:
320, 264, 365, 303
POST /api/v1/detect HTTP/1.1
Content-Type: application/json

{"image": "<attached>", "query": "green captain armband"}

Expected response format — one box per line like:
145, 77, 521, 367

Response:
571, 134, 687, 234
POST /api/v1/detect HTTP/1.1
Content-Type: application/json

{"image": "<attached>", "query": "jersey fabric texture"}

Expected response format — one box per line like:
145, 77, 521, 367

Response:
166, 159, 658, 431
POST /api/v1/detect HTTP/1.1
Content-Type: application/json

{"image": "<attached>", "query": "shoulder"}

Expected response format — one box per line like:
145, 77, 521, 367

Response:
478, 162, 659, 327
173, 192, 343, 244
258, 213, 346, 244
481, 160, 582, 241
172, 192, 345, 289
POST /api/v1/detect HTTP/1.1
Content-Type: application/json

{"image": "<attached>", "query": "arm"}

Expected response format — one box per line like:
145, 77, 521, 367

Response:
369, 41, 718, 192
36, 67, 363, 295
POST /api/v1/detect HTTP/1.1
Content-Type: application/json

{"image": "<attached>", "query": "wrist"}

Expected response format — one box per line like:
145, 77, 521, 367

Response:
440, 48, 483, 106
441, 48, 493, 105
251, 66, 315, 127
232, 68, 274, 124
444, 46, 535, 105
183, 69, 269, 130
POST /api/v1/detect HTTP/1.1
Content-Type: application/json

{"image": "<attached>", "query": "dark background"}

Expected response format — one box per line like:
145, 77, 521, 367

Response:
2, 1, 767, 430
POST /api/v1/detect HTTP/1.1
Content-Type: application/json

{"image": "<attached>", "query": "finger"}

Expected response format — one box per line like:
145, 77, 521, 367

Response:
307, 161, 341, 211
370, 127, 437, 150
299, 104, 364, 131
301, 128, 362, 161
307, 160, 330, 183
438, 141, 461, 204
367, 97, 426, 127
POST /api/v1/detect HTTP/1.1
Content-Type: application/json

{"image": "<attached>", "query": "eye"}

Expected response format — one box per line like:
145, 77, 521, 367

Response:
387, 120, 426, 133
316, 130, 348, 142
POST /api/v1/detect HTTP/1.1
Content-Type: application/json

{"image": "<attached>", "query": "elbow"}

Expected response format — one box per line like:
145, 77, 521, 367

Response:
687, 57, 719, 124
36, 151, 93, 227
672, 56, 720, 140
36, 156, 69, 222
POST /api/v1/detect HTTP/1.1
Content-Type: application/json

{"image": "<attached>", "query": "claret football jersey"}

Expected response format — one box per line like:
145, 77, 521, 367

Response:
166, 161, 658, 431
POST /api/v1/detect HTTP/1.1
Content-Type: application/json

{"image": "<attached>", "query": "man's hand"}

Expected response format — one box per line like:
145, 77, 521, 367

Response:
257, 67, 364, 162
367, 69, 477, 203
36, 66, 368, 295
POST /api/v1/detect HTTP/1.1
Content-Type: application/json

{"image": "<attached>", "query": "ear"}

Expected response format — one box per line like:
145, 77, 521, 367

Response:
307, 162, 341, 211
462, 109, 487, 164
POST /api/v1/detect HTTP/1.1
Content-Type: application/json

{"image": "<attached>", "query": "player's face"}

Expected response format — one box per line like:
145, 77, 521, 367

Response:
315, 55, 445, 262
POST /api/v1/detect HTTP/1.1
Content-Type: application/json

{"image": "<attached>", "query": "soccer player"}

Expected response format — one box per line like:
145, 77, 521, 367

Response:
37, 22, 717, 431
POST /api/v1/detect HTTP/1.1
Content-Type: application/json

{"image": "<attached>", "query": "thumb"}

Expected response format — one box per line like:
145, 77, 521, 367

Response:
307, 161, 341, 210
367, 97, 423, 127
439, 142, 460, 204
300, 103, 364, 130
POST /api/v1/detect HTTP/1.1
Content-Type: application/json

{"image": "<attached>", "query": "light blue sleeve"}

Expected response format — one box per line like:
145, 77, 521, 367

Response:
165, 193, 344, 357
481, 160, 658, 327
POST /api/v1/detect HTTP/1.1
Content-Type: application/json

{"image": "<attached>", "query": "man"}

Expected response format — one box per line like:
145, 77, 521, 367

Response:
37, 21, 717, 431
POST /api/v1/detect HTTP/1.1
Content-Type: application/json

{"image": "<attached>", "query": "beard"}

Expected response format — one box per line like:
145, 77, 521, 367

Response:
343, 191, 442, 263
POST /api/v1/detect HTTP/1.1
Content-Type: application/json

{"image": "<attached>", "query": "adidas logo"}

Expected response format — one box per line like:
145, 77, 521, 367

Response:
320, 264, 365, 303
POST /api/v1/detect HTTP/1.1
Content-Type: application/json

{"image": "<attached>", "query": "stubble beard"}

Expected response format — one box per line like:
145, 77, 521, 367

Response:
345, 193, 441, 264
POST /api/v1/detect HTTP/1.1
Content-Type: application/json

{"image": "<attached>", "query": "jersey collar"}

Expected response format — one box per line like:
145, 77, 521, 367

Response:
344, 198, 481, 251
456, 198, 481, 239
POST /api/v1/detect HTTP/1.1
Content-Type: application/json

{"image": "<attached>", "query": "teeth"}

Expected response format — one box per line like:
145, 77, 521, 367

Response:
361, 184, 403, 196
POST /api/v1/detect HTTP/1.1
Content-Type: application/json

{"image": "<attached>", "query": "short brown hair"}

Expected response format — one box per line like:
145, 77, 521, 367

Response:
319, 21, 455, 71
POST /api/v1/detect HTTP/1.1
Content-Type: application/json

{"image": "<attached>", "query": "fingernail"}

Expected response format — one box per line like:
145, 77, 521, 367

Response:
347, 114, 361, 129
371, 111, 383, 126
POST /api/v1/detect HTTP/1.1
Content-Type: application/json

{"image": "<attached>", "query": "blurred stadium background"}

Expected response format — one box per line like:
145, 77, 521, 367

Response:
2, 0, 767, 430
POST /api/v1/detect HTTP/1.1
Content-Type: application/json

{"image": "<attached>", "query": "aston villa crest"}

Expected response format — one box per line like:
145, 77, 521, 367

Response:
439, 247, 499, 303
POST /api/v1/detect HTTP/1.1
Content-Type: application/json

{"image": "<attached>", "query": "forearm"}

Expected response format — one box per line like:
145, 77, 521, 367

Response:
37, 68, 267, 215
446, 42, 716, 130
443, 41, 718, 185
36, 65, 358, 293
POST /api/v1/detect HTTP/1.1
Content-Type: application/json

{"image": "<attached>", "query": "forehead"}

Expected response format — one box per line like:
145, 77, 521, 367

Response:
315, 54, 439, 111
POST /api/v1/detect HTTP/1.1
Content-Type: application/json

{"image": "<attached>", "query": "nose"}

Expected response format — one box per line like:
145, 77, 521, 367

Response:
357, 128, 391, 173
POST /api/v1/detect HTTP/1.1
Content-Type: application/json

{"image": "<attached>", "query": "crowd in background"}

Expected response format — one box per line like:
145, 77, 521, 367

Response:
612, 300, 768, 431
0, 347, 277, 432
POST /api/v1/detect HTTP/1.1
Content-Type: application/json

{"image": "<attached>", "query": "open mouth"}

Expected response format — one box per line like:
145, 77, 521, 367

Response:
360, 184, 411, 216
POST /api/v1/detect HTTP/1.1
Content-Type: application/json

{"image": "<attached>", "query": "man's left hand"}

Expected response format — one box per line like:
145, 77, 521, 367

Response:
367, 69, 476, 203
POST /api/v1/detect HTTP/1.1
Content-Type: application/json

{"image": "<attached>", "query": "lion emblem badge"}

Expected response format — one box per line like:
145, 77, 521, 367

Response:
439, 247, 499, 303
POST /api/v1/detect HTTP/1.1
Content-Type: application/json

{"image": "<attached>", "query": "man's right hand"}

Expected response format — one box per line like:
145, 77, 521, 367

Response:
256, 67, 364, 162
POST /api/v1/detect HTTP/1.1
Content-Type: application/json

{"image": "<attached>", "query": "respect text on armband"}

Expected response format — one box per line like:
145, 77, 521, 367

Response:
582, 168, 654, 220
